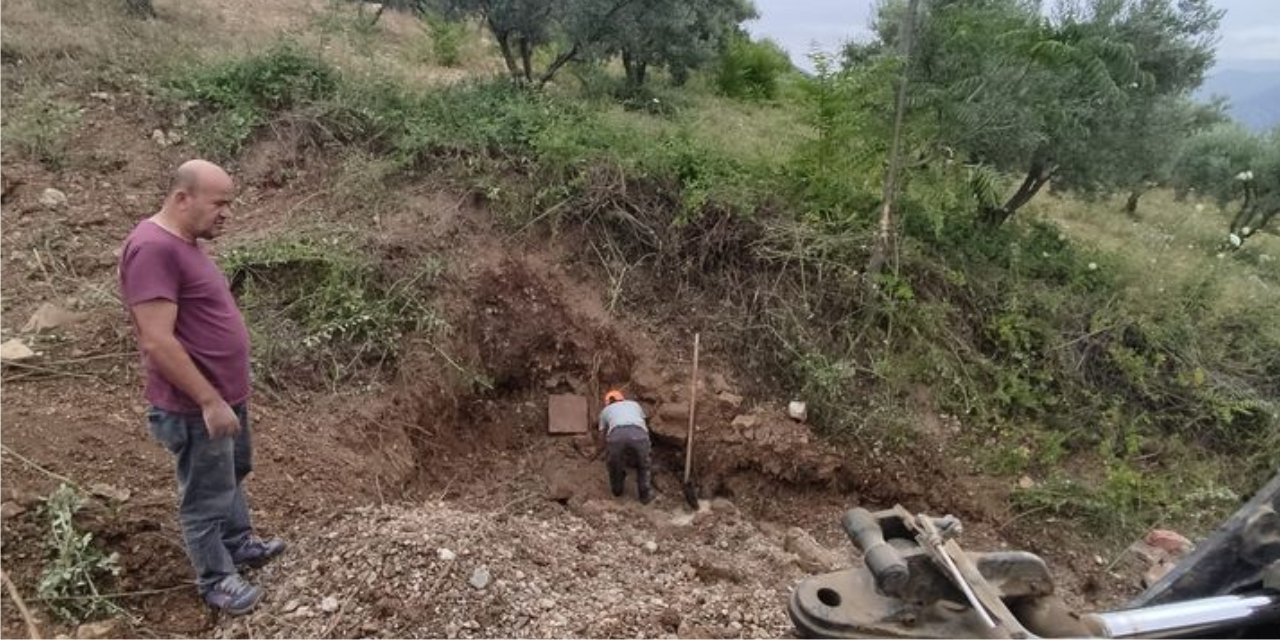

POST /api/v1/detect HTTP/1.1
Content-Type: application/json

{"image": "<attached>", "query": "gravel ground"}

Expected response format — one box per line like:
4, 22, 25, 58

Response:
213, 496, 850, 639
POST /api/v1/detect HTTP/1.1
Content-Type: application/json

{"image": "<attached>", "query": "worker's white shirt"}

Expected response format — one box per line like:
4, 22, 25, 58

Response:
598, 400, 648, 435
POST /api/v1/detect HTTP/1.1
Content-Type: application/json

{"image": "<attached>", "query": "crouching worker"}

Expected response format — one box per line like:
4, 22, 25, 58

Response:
598, 390, 653, 504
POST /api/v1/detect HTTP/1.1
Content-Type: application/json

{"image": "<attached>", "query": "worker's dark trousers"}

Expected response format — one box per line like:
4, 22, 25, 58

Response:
606, 425, 652, 502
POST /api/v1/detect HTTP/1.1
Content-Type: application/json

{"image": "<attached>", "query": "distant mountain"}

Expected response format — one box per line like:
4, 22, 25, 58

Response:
1196, 68, 1280, 133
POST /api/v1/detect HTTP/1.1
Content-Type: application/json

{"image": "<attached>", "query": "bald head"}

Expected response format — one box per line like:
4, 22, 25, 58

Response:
169, 159, 232, 196
159, 159, 235, 241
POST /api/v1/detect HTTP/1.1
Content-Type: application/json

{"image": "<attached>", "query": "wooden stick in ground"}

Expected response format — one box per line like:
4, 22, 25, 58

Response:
0, 444, 79, 488
2, 569, 43, 639
864, 0, 920, 282
684, 333, 700, 484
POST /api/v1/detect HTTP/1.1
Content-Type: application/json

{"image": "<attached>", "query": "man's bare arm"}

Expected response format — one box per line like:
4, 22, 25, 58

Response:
132, 300, 240, 438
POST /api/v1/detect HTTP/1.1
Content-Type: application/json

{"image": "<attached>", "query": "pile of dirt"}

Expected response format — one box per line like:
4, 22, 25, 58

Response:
466, 259, 635, 394
213, 498, 843, 639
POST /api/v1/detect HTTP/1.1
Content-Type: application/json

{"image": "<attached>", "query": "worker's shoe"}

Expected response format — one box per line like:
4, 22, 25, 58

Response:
204, 574, 263, 616
232, 536, 287, 569
639, 489, 654, 504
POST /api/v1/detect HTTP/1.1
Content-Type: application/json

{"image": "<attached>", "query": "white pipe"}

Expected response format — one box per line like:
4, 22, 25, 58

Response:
1084, 593, 1280, 638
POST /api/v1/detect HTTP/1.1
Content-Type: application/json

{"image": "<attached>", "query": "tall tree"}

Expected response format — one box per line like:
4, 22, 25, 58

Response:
1046, 0, 1222, 212
1098, 97, 1225, 217
869, 0, 1223, 225
1166, 124, 1278, 245
603, 0, 755, 87
1169, 122, 1262, 207
1230, 130, 1280, 242
439, 0, 642, 86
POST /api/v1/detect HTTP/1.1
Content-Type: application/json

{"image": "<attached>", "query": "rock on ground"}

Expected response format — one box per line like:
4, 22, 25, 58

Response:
74, 618, 124, 639
22, 302, 88, 333
39, 187, 67, 208
469, 566, 491, 590
0, 338, 36, 362
784, 527, 844, 573
320, 596, 340, 613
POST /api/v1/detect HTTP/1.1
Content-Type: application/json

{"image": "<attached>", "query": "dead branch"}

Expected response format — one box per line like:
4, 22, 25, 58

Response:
2, 570, 42, 639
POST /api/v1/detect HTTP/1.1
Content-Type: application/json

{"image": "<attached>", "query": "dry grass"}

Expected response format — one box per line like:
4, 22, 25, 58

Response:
0, 0, 502, 95
1, 0, 213, 86
1027, 189, 1280, 332
305, 2, 504, 87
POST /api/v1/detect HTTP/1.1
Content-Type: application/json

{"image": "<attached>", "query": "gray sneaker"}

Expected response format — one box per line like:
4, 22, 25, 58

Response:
204, 574, 263, 616
231, 536, 287, 569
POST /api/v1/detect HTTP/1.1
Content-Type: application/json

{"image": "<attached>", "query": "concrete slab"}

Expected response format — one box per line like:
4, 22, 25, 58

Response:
547, 394, 588, 434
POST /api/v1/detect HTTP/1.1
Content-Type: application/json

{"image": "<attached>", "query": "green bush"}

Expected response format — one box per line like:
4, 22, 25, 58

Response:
175, 42, 336, 112
427, 17, 466, 67
396, 81, 577, 159
567, 62, 620, 103
714, 35, 792, 101
1012, 458, 1238, 540
293, 78, 582, 165
169, 42, 338, 156
37, 485, 123, 624
221, 236, 444, 386
2, 91, 81, 169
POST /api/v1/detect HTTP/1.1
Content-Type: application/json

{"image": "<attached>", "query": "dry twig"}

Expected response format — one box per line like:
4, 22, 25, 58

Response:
2, 570, 43, 639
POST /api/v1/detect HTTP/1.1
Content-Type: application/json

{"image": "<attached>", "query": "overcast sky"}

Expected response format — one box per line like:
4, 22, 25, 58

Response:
745, 0, 1280, 73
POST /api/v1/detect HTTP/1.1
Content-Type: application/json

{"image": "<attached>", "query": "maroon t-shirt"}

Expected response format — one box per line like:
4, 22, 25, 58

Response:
119, 220, 251, 413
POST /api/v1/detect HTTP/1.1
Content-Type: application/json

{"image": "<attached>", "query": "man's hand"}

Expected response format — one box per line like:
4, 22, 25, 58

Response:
133, 300, 234, 432
202, 399, 240, 439
592, 429, 607, 460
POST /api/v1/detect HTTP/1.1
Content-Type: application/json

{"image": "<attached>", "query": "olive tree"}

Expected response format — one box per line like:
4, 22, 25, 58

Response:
867, 0, 1222, 225
438, 0, 641, 86
604, 0, 756, 87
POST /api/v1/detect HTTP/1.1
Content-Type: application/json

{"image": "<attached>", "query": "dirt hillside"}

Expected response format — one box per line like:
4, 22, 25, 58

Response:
0, 49, 1142, 640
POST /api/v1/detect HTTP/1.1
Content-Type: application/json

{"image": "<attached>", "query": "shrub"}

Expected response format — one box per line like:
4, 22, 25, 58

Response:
169, 42, 338, 157
427, 16, 466, 67
37, 485, 123, 624
2, 91, 81, 169
567, 62, 620, 103
176, 42, 336, 112
221, 236, 444, 386
1011, 460, 1238, 540
714, 35, 792, 101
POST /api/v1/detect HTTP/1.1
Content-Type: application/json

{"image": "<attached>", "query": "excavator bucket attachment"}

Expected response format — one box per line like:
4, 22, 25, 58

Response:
789, 471, 1280, 638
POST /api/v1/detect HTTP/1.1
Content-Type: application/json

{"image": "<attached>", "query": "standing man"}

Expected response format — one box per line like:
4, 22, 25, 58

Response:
597, 390, 654, 504
118, 159, 284, 615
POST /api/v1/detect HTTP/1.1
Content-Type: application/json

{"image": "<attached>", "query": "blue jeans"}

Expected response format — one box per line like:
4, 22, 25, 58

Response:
147, 404, 254, 594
